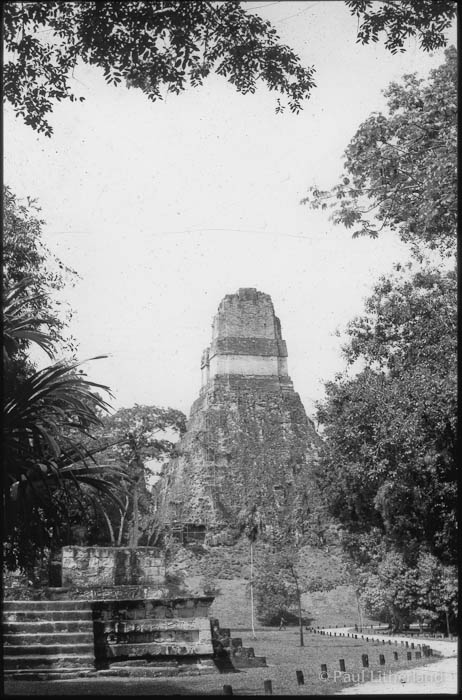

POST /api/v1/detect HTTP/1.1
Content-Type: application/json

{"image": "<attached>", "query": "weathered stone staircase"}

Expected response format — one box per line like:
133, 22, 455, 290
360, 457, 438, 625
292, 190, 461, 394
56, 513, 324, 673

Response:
3, 600, 96, 680
211, 619, 267, 671
3, 597, 267, 680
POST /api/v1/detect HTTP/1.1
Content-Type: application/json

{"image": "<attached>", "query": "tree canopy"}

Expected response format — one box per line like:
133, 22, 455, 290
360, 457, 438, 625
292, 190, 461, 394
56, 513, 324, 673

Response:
360, 549, 457, 632
82, 404, 186, 548
3, 185, 78, 357
306, 43, 457, 632
302, 46, 457, 257
3, 0, 316, 136
4, 1, 456, 137
254, 546, 343, 630
345, 1, 456, 53
313, 263, 456, 630
316, 265, 456, 561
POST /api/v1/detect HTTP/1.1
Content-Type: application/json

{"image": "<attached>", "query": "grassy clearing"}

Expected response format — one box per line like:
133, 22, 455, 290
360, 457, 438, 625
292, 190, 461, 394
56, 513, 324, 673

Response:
205, 628, 442, 696
4, 628, 443, 696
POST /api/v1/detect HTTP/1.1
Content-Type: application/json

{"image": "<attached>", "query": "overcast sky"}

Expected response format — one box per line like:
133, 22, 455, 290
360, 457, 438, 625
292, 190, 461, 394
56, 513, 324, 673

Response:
4, 1, 456, 419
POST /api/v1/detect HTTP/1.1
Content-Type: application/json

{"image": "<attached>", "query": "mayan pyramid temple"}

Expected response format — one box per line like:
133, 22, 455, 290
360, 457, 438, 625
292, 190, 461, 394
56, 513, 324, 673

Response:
156, 288, 321, 545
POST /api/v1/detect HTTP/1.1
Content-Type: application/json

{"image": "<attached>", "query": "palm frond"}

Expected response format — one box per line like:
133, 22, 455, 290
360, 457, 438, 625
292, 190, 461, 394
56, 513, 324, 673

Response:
4, 357, 114, 491
3, 277, 57, 360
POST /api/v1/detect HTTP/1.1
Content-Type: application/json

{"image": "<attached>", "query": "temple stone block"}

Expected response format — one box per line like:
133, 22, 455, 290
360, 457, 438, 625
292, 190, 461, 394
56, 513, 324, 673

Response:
61, 547, 166, 587
156, 288, 321, 539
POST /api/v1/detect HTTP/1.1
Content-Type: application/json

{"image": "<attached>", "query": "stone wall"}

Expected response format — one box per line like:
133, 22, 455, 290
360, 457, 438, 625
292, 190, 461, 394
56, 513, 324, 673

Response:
61, 547, 166, 588
92, 596, 214, 661
211, 288, 280, 340
209, 354, 283, 377
210, 337, 287, 357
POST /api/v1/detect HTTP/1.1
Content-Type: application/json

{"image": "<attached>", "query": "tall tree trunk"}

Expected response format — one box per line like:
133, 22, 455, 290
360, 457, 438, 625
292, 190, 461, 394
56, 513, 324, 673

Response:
297, 590, 304, 647
130, 480, 139, 548
117, 496, 130, 546
445, 609, 450, 637
290, 565, 304, 647
250, 541, 256, 639
101, 509, 116, 546
356, 590, 364, 631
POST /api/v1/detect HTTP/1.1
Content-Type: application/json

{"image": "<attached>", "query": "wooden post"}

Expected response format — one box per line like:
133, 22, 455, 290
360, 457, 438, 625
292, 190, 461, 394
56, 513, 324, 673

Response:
296, 670, 304, 686
339, 659, 346, 672
264, 680, 273, 695
379, 654, 385, 665
223, 685, 233, 695
361, 654, 369, 668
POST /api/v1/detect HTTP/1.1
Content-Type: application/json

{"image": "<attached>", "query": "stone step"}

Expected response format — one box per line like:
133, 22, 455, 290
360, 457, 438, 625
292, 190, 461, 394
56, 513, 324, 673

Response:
4, 643, 94, 657
107, 659, 179, 667
3, 620, 94, 634
178, 667, 218, 676
3, 600, 93, 611
97, 667, 181, 678
3, 610, 93, 622
96, 664, 218, 678
4, 668, 95, 681
103, 641, 213, 657
232, 654, 267, 668
3, 654, 95, 670
4, 632, 94, 645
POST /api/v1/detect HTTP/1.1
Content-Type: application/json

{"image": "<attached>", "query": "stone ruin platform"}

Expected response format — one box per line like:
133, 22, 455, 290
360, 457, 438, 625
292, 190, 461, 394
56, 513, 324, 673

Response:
3, 545, 266, 679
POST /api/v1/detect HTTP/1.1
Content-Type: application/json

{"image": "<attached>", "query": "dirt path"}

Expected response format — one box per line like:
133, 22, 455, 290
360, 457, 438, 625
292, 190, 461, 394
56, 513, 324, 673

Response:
322, 626, 458, 695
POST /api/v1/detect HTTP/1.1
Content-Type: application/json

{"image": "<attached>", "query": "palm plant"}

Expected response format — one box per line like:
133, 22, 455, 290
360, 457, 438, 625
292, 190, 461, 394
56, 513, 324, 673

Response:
3, 278, 56, 361
4, 358, 122, 494
3, 278, 127, 573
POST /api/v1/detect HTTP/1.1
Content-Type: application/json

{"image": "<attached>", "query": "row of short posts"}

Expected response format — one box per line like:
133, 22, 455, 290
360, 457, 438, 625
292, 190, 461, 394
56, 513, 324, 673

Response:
310, 627, 433, 657
223, 629, 433, 694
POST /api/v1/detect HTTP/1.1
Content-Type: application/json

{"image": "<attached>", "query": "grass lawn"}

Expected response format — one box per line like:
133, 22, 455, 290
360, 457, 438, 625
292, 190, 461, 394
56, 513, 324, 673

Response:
3, 628, 442, 696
